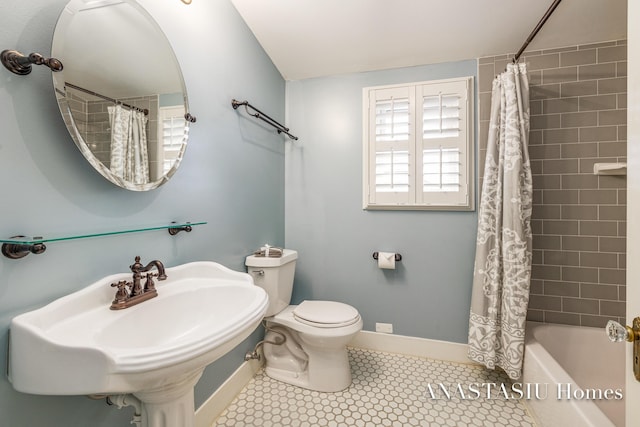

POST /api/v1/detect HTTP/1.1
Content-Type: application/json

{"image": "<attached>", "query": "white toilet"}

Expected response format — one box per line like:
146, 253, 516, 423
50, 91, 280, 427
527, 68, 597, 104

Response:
245, 249, 363, 392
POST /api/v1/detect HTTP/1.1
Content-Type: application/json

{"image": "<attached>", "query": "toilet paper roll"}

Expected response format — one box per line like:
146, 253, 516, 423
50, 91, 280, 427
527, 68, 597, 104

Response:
377, 252, 396, 270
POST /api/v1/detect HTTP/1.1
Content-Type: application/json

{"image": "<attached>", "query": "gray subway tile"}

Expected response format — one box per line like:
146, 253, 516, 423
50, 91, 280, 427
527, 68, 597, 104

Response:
563, 297, 599, 314
580, 251, 618, 268
532, 264, 562, 281
560, 81, 597, 98
561, 204, 597, 220
530, 129, 543, 145
533, 204, 561, 219
561, 111, 597, 128
580, 158, 619, 174
581, 315, 614, 328
600, 300, 625, 317
529, 144, 560, 160
599, 206, 626, 221
562, 235, 599, 251
528, 294, 562, 311
543, 97, 579, 114
579, 220, 618, 236
543, 128, 579, 144
527, 310, 544, 322
598, 175, 627, 189
533, 174, 561, 189
560, 49, 596, 67
561, 266, 598, 283
580, 41, 616, 50
478, 64, 495, 92
544, 250, 580, 266
579, 94, 618, 111
579, 126, 618, 142
533, 235, 562, 250
545, 189, 579, 204
599, 109, 627, 126
578, 63, 617, 80
561, 142, 598, 159
526, 53, 560, 70
545, 311, 581, 326
543, 158, 578, 174
618, 94, 627, 109
598, 77, 627, 94
617, 61, 627, 77
543, 220, 579, 235
530, 100, 543, 116
561, 174, 598, 190
581, 283, 619, 300
599, 237, 626, 253
542, 66, 578, 84
531, 114, 561, 130
544, 280, 580, 297
544, 46, 577, 55
530, 84, 561, 100
598, 45, 627, 63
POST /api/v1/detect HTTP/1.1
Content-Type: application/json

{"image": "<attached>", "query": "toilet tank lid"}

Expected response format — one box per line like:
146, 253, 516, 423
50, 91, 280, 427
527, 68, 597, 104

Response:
245, 249, 298, 267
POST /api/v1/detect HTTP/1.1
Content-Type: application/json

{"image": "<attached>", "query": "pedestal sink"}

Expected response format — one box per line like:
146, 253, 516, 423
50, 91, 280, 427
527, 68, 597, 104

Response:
8, 261, 268, 427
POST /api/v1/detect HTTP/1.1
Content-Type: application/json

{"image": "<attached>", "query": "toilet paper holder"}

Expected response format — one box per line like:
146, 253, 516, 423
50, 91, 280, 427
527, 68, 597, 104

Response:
372, 252, 402, 262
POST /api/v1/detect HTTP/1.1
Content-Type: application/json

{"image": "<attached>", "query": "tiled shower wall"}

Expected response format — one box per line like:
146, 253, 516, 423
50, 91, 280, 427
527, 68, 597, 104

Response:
478, 40, 627, 327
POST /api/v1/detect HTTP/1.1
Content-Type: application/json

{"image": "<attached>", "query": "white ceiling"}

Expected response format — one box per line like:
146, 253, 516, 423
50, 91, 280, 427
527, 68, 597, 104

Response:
230, 0, 628, 81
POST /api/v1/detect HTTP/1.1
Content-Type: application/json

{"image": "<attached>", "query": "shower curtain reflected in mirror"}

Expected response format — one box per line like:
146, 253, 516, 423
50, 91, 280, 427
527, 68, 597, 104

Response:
108, 104, 150, 185
468, 62, 532, 380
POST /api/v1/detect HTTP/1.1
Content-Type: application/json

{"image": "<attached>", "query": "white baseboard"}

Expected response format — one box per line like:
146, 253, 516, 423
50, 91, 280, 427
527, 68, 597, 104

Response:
349, 330, 474, 365
195, 358, 262, 427
195, 331, 474, 426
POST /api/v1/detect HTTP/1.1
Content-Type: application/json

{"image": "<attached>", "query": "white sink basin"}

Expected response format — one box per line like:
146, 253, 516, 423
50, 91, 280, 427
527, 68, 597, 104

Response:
9, 261, 268, 396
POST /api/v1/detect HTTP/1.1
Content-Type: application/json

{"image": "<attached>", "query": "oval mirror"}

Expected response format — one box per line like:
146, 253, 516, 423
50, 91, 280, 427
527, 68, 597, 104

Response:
51, 0, 193, 191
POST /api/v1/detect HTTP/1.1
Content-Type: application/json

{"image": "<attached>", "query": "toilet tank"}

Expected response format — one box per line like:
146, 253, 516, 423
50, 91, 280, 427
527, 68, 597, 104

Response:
245, 249, 298, 317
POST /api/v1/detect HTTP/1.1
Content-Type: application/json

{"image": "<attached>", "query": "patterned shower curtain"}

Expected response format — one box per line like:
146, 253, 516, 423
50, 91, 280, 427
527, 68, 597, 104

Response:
108, 104, 150, 185
468, 62, 533, 380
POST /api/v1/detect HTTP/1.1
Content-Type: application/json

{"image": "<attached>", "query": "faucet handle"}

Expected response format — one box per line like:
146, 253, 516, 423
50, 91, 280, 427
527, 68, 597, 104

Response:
144, 273, 157, 292
110, 280, 130, 303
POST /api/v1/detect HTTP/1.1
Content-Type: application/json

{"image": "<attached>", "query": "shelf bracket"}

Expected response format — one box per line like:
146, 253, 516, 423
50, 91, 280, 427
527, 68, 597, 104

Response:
1, 236, 46, 259
168, 222, 193, 235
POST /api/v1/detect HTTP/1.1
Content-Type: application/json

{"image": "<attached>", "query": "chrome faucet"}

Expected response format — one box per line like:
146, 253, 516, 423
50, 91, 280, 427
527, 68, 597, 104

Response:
110, 256, 167, 310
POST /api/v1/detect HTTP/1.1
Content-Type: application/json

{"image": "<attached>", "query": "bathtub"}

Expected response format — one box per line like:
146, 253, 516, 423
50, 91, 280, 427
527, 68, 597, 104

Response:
522, 322, 625, 427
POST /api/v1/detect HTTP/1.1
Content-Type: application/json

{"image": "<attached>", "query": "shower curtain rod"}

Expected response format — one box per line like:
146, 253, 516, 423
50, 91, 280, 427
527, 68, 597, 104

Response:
65, 82, 149, 115
231, 99, 298, 140
513, 0, 563, 63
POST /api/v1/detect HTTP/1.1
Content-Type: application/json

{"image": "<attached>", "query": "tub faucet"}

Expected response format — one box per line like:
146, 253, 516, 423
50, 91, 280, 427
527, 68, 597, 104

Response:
110, 256, 167, 310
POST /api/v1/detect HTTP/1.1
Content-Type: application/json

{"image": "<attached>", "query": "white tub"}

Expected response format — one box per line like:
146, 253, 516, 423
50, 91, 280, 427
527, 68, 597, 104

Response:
522, 322, 625, 427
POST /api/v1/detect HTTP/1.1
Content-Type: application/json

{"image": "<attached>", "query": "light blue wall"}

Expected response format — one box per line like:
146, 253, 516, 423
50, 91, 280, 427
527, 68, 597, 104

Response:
285, 61, 478, 344
0, 1, 285, 425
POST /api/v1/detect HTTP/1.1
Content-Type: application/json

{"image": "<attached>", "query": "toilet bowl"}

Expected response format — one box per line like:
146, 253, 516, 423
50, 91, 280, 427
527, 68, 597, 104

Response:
246, 249, 363, 392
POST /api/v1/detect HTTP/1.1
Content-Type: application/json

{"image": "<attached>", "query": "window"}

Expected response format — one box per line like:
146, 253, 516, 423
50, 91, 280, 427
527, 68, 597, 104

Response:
363, 77, 474, 210
157, 106, 187, 180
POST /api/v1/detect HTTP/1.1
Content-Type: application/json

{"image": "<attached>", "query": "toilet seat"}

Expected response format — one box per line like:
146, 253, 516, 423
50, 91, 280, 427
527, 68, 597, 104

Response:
293, 300, 360, 328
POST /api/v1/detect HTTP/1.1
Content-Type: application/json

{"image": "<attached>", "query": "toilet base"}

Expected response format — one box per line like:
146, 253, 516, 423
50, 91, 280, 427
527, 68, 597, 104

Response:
264, 345, 353, 393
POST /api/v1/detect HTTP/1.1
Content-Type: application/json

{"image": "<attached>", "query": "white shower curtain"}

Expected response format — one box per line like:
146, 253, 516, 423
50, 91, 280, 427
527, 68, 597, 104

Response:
108, 104, 150, 185
468, 62, 533, 380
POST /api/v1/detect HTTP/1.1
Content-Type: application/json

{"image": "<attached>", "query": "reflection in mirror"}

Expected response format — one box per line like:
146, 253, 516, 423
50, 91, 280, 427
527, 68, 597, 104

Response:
52, 0, 191, 191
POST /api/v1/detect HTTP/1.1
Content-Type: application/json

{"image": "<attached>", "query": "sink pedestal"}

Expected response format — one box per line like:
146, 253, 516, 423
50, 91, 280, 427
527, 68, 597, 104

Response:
130, 370, 203, 427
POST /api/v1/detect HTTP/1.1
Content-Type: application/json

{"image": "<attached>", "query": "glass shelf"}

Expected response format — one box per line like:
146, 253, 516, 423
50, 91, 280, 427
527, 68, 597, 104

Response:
1, 221, 206, 259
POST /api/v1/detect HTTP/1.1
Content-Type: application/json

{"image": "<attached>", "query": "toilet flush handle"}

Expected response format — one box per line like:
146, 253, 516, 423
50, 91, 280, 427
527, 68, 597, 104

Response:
252, 269, 265, 276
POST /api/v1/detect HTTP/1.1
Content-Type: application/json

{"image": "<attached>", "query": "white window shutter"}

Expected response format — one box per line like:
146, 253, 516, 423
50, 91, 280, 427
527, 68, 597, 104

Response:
363, 77, 473, 210
416, 80, 470, 206
366, 86, 416, 206
158, 106, 187, 177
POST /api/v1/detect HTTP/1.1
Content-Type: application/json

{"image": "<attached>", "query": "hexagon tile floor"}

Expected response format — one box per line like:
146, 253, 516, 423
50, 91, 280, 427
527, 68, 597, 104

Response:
212, 347, 536, 427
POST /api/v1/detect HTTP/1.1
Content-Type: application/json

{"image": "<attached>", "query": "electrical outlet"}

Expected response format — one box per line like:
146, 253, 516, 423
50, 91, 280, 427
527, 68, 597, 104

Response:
376, 322, 393, 334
